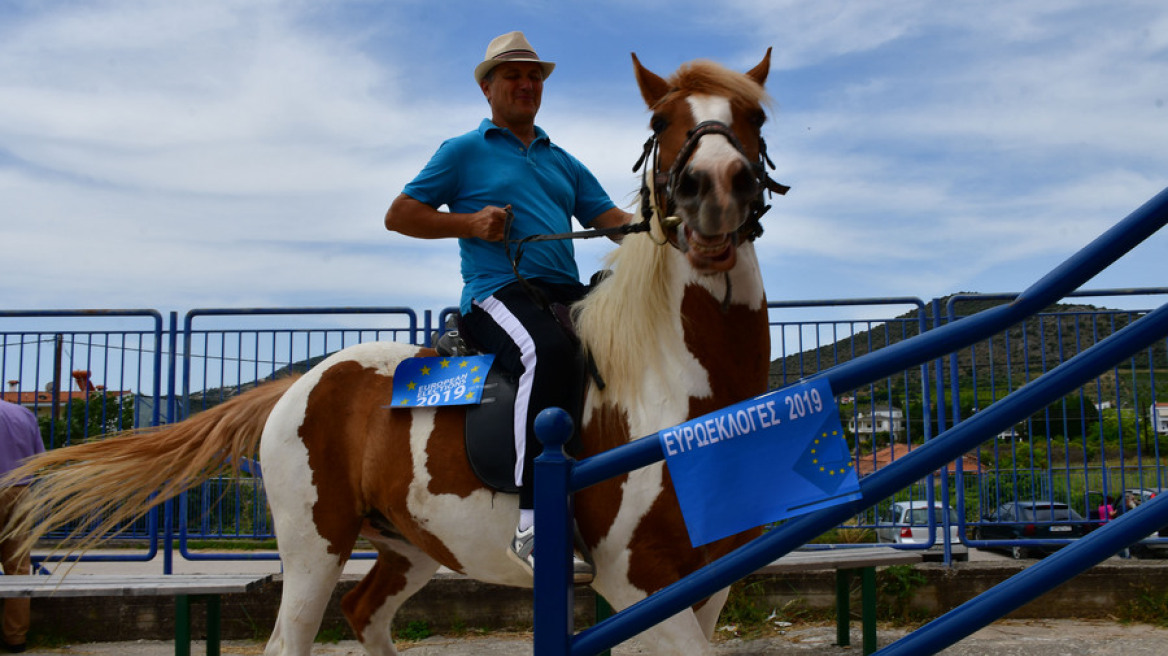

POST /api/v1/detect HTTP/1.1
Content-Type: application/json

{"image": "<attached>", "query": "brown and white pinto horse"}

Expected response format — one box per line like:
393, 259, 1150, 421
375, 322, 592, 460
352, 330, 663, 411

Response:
3, 51, 778, 655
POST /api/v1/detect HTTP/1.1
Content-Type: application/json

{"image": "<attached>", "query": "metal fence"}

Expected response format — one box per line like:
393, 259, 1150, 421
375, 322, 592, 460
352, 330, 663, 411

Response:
4, 292, 1167, 560
531, 186, 1168, 655
765, 290, 1168, 560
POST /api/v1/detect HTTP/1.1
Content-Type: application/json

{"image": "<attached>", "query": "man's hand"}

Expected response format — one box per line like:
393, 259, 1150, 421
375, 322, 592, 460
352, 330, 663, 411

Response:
385, 194, 513, 241
466, 204, 512, 242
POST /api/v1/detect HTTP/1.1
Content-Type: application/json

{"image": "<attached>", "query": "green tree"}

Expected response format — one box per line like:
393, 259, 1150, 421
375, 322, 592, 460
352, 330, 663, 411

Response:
1084, 407, 1155, 456
37, 391, 135, 449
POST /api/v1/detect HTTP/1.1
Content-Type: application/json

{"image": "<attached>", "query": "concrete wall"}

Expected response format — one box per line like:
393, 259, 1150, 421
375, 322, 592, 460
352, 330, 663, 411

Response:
740, 559, 1168, 619
33, 561, 1168, 643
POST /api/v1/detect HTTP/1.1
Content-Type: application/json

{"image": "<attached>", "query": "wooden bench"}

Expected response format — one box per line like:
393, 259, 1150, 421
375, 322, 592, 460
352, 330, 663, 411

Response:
757, 547, 925, 655
0, 573, 273, 656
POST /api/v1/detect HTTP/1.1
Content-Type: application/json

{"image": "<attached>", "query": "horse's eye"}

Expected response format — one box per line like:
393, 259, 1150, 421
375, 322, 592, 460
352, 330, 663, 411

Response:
750, 111, 767, 128
650, 114, 668, 134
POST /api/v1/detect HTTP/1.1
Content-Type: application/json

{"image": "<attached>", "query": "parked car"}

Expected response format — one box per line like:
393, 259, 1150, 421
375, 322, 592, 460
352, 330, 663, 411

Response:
974, 501, 1088, 559
876, 500, 967, 559
1123, 487, 1167, 505
1118, 488, 1168, 558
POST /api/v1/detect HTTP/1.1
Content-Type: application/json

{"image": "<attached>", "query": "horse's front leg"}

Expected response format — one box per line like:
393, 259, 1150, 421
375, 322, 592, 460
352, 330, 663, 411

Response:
602, 591, 713, 655
692, 586, 731, 640
591, 572, 714, 655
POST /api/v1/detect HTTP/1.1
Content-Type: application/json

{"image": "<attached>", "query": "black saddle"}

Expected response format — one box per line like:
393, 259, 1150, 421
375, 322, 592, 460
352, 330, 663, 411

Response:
434, 308, 586, 493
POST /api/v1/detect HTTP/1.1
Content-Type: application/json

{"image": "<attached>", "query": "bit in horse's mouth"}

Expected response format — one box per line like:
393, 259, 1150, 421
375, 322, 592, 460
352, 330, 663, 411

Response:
682, 225, 738, 272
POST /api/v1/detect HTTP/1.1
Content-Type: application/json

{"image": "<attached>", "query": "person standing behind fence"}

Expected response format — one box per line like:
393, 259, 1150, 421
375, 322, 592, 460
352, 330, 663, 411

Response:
0, 399, 44, 653
1098, 496, 1117, 524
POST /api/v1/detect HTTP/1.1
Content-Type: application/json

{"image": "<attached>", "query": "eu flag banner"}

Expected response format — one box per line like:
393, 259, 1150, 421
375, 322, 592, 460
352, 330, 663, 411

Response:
390, 355, 496, 408
659, 378, 861, 547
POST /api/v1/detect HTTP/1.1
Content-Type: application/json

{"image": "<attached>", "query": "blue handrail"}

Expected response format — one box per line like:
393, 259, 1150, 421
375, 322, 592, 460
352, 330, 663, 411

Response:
534, 186, 1168, 655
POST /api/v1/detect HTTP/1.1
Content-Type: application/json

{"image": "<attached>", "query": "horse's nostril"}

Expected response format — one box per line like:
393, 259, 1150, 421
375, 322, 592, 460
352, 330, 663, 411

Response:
731, 165, 759, 199
675, 167, 706, 199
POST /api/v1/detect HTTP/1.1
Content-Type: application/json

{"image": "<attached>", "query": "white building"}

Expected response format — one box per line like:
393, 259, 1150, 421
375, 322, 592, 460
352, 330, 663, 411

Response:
848, 405, 904, 436
1151, 402, 1168, 435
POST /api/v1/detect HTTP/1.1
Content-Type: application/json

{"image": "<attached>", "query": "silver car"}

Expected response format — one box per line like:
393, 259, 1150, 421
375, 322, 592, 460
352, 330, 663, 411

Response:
876, 500, 967, 557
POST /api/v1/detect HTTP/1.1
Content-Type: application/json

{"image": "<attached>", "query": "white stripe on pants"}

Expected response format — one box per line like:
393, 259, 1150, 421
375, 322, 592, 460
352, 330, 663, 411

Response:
474, 295, 539, 487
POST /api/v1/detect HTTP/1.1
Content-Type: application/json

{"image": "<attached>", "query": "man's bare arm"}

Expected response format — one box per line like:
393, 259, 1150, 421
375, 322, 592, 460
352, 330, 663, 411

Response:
591, 206, 634, 242
384, 194, 511, 242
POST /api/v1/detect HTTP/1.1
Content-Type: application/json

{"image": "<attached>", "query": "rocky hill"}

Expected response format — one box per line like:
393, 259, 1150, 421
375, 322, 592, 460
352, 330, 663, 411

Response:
768, 295, 1155, 391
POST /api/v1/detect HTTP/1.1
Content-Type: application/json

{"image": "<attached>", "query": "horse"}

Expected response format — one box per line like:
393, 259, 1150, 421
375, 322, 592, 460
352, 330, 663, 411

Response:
3, 50, 781, 656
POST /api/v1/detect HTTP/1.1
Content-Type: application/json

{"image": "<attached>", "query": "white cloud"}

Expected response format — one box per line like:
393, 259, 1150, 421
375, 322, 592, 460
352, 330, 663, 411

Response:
1, 0, 1165, 319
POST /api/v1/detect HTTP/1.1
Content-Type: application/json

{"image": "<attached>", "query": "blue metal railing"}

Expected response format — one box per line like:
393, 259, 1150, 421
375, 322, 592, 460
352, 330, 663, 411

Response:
4, 186, 1167, 607
532, 186, 1168, 655
0, 310, 165, 568
171, 306, 422, 568
941, 291, 1168, 556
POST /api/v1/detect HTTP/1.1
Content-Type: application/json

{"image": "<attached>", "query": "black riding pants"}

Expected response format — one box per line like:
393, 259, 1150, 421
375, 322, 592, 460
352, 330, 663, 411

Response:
461, 280, 586, 510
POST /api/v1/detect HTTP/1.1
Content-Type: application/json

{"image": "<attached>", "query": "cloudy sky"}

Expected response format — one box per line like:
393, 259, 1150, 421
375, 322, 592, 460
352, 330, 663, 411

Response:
2, 0, 1166, 320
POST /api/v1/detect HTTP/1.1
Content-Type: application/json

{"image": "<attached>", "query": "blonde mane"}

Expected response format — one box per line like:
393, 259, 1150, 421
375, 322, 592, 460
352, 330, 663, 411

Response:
573, 210, 679, 404
661, 59, 772, 109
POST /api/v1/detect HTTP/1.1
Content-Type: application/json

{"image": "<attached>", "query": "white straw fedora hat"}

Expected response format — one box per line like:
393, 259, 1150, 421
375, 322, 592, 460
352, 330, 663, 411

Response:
474, 31, 555, 84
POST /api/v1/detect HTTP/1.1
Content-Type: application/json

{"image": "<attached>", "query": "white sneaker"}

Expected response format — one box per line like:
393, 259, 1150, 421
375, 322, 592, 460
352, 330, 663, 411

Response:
507, 525, 595, 584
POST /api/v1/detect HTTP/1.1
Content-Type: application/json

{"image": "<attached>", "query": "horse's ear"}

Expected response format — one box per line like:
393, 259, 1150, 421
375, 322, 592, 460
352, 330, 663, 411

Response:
745, 47, 772, 86
632, 53, 671, 108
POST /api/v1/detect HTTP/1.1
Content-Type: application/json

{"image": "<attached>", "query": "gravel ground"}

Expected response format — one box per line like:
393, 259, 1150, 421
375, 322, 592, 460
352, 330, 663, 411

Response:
19, 619, 1168, 655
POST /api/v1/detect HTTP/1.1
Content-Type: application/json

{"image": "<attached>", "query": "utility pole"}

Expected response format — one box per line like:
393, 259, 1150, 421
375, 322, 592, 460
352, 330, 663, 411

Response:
51, 333, 62, 422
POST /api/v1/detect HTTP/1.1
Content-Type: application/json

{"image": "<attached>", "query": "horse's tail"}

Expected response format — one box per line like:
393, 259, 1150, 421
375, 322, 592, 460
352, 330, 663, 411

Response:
1, 375, 300, 558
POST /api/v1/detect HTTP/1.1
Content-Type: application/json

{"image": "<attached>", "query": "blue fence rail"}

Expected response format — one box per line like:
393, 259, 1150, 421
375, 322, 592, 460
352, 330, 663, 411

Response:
3, 192, 1167, 652
531, 186, 1168, 655
765, 291, 1168, 563
3, 299, 1166, 568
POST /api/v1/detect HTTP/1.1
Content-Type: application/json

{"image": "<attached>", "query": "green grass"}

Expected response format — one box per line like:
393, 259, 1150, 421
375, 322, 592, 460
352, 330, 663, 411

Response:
1118, 587, 1168, 628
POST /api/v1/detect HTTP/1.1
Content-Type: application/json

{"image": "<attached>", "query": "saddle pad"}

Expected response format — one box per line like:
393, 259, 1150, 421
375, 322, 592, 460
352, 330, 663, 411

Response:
390, 355, 495, 407
465, 366, 521, 493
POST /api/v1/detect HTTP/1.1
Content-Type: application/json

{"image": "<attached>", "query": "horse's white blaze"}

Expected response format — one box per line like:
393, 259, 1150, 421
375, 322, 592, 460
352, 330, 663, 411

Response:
687, 94, 733, 125
685, 94, 743, 189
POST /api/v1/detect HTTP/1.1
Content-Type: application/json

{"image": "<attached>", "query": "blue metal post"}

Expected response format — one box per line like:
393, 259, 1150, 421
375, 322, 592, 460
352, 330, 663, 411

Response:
165, 311, 178, 575
533, 407, 577, 656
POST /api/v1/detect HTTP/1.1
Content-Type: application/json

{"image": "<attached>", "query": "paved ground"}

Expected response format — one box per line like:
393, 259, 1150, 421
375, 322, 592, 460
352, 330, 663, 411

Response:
25, 547, 1168, 654
16, 619, 1168, 654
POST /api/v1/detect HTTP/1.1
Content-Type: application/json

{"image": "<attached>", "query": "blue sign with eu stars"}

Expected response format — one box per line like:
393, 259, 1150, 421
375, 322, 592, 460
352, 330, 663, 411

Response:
390, 355, 495, 408
659, 377, 861, 547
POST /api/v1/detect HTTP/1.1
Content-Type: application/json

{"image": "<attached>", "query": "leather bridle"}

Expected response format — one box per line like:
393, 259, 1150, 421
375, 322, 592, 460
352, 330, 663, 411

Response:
632, 119, 789, 247
504, 115, 789, 299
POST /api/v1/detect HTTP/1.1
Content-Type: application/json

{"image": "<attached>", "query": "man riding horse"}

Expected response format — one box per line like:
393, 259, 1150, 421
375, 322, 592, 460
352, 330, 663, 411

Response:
383, 31, 631, 583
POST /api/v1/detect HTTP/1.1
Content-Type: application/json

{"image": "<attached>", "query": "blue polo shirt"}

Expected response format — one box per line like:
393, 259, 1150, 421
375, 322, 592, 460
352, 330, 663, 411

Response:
403, 119, 616, 313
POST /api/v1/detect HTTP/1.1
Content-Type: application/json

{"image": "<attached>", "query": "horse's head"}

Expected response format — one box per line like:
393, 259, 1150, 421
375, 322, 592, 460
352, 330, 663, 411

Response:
631, 49, 784, 273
